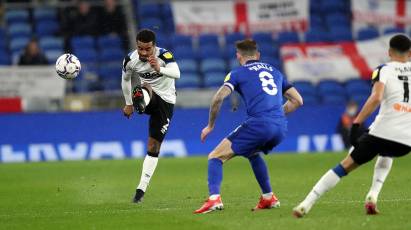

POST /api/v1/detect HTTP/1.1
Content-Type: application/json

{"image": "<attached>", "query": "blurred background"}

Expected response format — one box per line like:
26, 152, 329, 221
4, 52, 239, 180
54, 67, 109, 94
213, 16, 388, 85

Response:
1, 0, 410, 163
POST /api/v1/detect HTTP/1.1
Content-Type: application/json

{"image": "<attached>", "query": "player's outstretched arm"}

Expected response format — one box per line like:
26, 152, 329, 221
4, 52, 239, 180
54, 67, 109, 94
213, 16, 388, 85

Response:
201, 86, 232, 142
353, 82, 384, 124
283, 87, 303, 114
121, 67, 134, 118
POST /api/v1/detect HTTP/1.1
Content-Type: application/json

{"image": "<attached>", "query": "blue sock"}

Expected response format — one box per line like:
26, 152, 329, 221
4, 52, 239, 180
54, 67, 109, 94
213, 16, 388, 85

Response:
249, 153, 272, 194
332, 164, 347, 177
208, 158, 223, 195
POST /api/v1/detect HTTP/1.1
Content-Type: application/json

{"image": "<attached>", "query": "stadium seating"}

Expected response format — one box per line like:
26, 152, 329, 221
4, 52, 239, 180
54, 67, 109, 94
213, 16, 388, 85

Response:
203, 71, 225, 87
317, 80, 346, 96
176, 73, 201, 88
225, 32, 245, 46
200, 58, 226, 73
198, 33, 220, 47
33, 8, 57, 21
71, 36, 95, 50
345, 79, 371, 95
277, 32, 300, 45
39, 37, 64, 51
5, 10, 29, 24
252, 32, 273, 45
178, 59, 198, 74
35, 21, 59, 37
321, 94, 347, 104
383, 27, 405, 35
357, 27, 379, 41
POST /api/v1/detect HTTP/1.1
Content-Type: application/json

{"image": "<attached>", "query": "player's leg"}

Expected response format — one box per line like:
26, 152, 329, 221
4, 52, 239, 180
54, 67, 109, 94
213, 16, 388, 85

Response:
364, 140, 410, 214
194, 138, 235, 214
293, 134, 379, 217
133, 137, 161, 203
248, 152, 280, 211
364, 156, 393, 214
133, 95, 173, 203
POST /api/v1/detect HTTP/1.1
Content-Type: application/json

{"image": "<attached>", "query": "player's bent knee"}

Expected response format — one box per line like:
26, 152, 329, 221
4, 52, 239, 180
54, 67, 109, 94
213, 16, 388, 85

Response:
340, 155, 358, 173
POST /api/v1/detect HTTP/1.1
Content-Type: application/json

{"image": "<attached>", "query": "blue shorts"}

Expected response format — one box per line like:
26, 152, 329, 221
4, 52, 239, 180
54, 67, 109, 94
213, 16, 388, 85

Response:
227, 117, 286, 157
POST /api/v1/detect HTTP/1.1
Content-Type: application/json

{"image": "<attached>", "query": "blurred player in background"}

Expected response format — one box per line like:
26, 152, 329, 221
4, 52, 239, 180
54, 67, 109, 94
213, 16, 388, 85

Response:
122, 29, 180, 203
293, 34, 411, 217
194, 39, 303, 214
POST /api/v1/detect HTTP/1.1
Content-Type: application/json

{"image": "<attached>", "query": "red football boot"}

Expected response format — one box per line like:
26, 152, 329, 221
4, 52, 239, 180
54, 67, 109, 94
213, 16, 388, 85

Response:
252, 194, 280, 211
194, 196, 224, 214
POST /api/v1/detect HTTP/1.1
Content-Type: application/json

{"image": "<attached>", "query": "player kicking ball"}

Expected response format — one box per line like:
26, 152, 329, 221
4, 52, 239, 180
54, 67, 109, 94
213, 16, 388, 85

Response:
194, 39, 303, 214
293, 34, 411, 218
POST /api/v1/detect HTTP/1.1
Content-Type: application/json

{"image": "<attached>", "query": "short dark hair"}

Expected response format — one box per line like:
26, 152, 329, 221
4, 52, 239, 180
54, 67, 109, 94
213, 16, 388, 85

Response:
235, 39, 258, 56
389, 34, 411, 53
136, 29, 156, 44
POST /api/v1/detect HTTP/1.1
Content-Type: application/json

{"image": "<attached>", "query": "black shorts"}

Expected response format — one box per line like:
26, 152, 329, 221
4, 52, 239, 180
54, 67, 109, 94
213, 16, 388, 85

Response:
143, 92, 174, 142
350, 133, 411, 165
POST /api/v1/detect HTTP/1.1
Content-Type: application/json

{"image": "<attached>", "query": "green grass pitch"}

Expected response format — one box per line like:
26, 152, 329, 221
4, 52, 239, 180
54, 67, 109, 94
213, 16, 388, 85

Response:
1, 152, 411, 230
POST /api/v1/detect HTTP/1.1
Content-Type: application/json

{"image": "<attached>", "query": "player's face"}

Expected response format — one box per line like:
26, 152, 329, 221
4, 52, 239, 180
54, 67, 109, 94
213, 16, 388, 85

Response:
137, 41, 155, 62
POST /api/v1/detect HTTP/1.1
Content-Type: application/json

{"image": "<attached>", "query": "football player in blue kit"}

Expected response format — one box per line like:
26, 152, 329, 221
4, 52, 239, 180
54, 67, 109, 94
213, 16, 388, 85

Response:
194, 39, 303, 214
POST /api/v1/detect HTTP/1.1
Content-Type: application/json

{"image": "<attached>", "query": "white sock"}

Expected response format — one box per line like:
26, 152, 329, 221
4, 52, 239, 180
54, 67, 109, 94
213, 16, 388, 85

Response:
209, 194, 220, 200
136, 155, 158, 192
143, 89, 150, 105
366, 156, 393, 201
262, 192, 273, 199
301, 170, 341, 209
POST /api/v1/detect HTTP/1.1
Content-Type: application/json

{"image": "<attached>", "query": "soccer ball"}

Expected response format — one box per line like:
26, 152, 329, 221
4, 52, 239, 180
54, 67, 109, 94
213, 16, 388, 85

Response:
55, 54, 81, 79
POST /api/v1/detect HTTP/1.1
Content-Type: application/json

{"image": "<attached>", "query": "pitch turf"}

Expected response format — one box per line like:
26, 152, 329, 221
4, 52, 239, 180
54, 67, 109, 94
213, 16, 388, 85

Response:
1, 152, 411, 230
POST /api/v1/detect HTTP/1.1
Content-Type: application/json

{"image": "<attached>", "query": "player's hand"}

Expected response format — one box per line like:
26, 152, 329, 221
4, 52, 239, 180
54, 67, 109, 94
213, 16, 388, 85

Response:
349, 123, 362, 147
123, 105, 134, 119
148, 55, 160, 72
201, 125, 214, 143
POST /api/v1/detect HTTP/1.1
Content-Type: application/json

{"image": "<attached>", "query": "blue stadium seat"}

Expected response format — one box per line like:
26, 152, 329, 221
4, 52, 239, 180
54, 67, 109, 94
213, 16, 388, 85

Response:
225, 32, 245, 46
203, 71, 226, 88
44, 49, 62, 63
345, 79, 371, 95
259, 44, 279, 58
97, 35, 122, 49
10, 37, 30, 53
310, 15, 325, 29
5, 10, 29, 24
329, 27, 353, 42
252, 32, 273, 44
33, 8, 57, 21
349, 93, 369, 106
99, 48, 124, 63
228, 58, 239, 69
260, 56, 281, 70
383, 27, 405, 35
197, 45, 223, 59
8, 23, 31, 39
139, 17, 163, 30
325, 13, 350, 28
161, 3, 173, 18
171, 34, 192, 48
39, 36, 64, 50
357, 27, 379, 41
0, 51, 11, 65
35, 20, 59, 37
321, 94, 347, 104
75, 48, 98, 64
318, 80, 346, 96
139, 3, 161, 19
71, 36, 95, 50
305, 30, 330, 43
176, 73, 201, 88
310, 1, 323, 14
321, 0, 348, 13
200, 58, 226, 73
198, 33, 220, 47
293, 81, 316, 97
300, 94, 319, 105
277, 32, 299, 45
173, 46, 195, 59
223, 46, 237, 60
178, 59, 198, 74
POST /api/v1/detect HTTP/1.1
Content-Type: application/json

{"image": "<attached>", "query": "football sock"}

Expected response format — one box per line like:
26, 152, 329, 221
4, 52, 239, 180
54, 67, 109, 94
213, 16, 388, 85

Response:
302, 165, 346, 207
136, 155, 158, 192
208, 158, 223, 196
262, 192, 273, 199
209, 194, 220, 200
367, 156, 393, 200
249, 153, 272, 194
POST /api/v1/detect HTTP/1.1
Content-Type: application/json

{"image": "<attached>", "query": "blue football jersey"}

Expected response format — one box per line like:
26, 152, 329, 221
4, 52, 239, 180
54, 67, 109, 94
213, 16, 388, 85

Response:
224, 60, 292, 118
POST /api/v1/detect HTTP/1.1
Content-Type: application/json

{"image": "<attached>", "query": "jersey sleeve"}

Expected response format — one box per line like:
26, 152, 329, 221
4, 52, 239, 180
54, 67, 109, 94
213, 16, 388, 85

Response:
282, 75, 293, 94
223, 71, 238, 92
371, 64, 389, 85
158, 49, 176, 64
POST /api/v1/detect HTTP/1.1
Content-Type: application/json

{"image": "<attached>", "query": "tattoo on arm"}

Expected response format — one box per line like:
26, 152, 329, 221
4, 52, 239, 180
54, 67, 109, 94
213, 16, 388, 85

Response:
209, 86, 232, 127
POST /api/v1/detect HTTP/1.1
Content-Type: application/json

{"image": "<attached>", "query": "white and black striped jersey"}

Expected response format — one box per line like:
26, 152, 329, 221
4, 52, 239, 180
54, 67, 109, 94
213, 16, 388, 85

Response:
121, 47, 180, 105
369, 61, 411, 146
